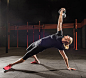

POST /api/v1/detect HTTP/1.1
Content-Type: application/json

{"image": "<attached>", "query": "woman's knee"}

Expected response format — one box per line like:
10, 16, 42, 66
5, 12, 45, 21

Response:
21, 58, 25, 62
26, 43, 34, 51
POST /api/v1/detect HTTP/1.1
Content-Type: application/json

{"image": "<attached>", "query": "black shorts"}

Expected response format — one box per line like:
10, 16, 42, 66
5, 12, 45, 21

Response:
22, 43, 46, 60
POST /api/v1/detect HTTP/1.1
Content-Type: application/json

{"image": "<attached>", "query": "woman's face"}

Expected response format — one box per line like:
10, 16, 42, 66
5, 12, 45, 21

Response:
63, 35, 70, 45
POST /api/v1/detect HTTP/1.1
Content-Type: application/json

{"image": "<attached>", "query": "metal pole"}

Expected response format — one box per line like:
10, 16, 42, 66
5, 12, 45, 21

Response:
73, 28, 75, 49
6, 0, 9, 53
8, 23, 10, 49
75, 19, 78, 50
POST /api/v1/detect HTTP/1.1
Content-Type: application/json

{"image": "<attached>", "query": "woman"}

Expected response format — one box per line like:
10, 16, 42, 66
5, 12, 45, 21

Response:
3, 8, 76, 71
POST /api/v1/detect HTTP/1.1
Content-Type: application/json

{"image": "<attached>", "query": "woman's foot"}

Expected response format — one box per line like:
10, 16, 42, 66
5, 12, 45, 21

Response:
30, 60, 40, 64
3, 64, 13, 71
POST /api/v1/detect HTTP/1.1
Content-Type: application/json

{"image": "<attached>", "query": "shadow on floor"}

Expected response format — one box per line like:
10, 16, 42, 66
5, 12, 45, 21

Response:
4, 64, 80, 78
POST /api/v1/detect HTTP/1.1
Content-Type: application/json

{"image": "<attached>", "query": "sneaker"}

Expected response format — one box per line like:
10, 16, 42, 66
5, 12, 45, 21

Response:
3, 65, 12, 71
30, 61, 40, 64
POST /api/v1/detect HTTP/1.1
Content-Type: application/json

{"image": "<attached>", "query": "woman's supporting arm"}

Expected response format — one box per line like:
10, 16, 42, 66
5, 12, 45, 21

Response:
59, 50, 76, 70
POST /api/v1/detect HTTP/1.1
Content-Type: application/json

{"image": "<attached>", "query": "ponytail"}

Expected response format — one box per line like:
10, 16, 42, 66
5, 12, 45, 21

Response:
64, 44, 69, 49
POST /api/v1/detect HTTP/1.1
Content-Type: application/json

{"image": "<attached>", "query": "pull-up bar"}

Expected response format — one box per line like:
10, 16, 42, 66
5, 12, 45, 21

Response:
75, 19, 78, 50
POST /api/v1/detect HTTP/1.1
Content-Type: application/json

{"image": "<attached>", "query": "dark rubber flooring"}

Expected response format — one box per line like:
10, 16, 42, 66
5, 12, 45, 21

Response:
0, 47, 86, 78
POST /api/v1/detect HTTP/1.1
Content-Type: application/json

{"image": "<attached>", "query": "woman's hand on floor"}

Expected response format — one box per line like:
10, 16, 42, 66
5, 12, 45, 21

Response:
67, 67, 76, 71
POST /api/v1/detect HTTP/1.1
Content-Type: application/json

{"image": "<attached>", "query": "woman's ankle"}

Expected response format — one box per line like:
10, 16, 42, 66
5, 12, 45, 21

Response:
8, 64, 13, 66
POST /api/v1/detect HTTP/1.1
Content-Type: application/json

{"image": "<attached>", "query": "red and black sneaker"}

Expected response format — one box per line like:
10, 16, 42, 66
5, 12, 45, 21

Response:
3, 65, 12, 71
30, 61, 40, 64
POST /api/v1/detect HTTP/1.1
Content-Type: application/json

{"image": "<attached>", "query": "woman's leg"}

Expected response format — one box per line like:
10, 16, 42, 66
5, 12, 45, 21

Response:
10, 45, 44, 66
3, 44, 41, 70
3, 58, 25, 70
26, 43, 40, 64
9, 44, 34, 67
31, 55, 40, 64
8, 58, 25, 66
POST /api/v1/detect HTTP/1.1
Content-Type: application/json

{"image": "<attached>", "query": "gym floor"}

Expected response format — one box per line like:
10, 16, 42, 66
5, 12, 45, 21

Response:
0, 47, 86, 78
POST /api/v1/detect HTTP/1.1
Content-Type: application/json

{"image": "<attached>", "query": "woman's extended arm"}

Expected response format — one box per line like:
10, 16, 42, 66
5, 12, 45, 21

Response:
59, 50, 76, 70
57, 8, 65, 32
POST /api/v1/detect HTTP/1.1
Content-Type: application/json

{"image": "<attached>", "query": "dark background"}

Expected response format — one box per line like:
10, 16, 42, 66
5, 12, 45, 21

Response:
1, 0, 86, 25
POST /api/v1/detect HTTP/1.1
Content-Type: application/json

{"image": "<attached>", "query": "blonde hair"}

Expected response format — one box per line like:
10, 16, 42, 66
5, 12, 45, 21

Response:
64, 37, 73, 49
